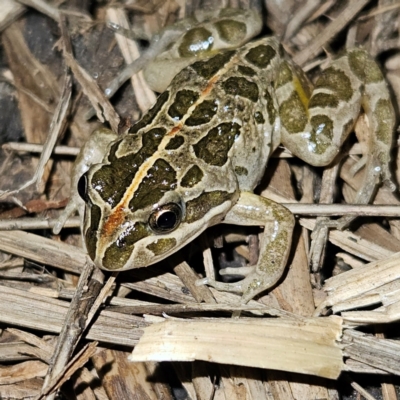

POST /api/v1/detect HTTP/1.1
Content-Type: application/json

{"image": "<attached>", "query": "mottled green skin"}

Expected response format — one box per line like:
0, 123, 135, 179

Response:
83, 39, 286, 271
80, 32, 394, 299
181, 165, 204, 188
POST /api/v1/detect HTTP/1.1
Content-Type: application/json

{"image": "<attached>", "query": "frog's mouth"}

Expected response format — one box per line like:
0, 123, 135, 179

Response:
92, 215, 149, 271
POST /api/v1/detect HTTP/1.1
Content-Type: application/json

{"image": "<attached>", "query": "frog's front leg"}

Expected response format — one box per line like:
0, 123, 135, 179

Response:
198, 192, 295, 304
279, 49, 395, 213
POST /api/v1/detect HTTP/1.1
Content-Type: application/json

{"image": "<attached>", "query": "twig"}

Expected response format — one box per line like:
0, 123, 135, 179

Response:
108, 302, 282, 315
0, 230, 85, 273
350, 381, 378, 400
38, 341, 98, 399
0, 217, 80, 230
41, 261, 104, 398
293, 0, 371, 65
2, 142, 79, 156
60, 16, 120, 132
0, 73, 72, 197
16, 0, 60, 21
358, 3, 400, 20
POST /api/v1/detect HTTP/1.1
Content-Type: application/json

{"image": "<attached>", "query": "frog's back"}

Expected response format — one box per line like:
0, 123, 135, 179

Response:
128, 37, 283, 196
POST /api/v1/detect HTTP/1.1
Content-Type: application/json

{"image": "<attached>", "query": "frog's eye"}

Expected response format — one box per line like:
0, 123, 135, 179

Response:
77, 172, 89, 202
149, 203, 182, 234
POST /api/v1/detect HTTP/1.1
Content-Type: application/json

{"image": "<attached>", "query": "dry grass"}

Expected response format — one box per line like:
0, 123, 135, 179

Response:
0, 0, 400, 399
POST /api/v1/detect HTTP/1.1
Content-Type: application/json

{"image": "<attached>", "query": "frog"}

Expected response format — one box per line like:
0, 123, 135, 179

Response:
57, 8, 395, 304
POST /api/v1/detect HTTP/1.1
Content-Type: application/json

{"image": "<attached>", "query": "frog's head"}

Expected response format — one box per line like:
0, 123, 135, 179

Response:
77, 156, 236, 272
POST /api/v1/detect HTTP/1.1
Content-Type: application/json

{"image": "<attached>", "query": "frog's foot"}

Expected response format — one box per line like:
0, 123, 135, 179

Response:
350, 153, 395, 192
197, 269, 279, 304
198, 192, 294, 303
334, 152, 395, 231
218, 265, 256, 277
196, 265, 257, 294
196, 276, 248, 295
52, 196, 83, 235
349, 155, 367, 177
377, 157, 396, 192
196, 266, 257, 294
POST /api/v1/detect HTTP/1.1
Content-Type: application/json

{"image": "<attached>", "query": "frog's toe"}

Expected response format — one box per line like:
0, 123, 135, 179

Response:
196, 276, 246, 294
219, 265, 255, 277
349, 155, 367, 177
52, 200, 79, 235
378, 162, 396, 191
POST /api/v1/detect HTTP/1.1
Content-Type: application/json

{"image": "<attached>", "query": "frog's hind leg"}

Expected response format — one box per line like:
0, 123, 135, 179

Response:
102, 8, 263, 100
279, 49, 395, 212
197, 192, 295, 304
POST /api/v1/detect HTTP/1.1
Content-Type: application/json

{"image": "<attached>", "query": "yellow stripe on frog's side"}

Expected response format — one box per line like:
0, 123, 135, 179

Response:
292, 75, 310, 112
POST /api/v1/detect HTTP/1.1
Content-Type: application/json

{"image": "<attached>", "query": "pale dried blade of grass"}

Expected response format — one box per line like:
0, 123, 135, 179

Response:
192, 361, 217, 400
343, 329, 400, 376
109, 302, 277, 315
0, 284, 145, 345
106, 7, 156, 112
2, 142, 79, 156
0, 230, 85, 273
266, 375, 294, 400
41, 265, 103, 397
0, 0, 25, 32
381, 381, 397, 400
60, 17, 120, 132
231, 368, 268, 400
341, 297, 400, 325
316, 251, 400, 315
330, 279, 400, 315
350, 381, 378, 400
301, 218, 394, 262
39, 342, 98, 399
0, 216, 81, 230
0, 342, 43, 362
129, 317, 344, 379
284, 0, 323, 40
271, 231, 315, 316
7, 328, 54, 360
0, 360, 48, 384
309, 162, 340, 273
16, 0, 59, 21
200, 233, 216, 283
86, 273, 117, 325
359, 2, 400, 21
123, 270, 198, 303
172, 257, 216, 303
0, 378, 43, 398
346, 359, 390, 375
293, 0, 371, 65
10, 74, 72, 194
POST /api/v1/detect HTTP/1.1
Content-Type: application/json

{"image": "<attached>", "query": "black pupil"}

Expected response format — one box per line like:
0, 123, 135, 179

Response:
77, 173, 88, 201
157, 211, 177, 230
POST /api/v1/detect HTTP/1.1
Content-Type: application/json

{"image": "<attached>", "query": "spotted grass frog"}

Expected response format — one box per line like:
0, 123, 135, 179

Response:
59, 8, 395, 303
